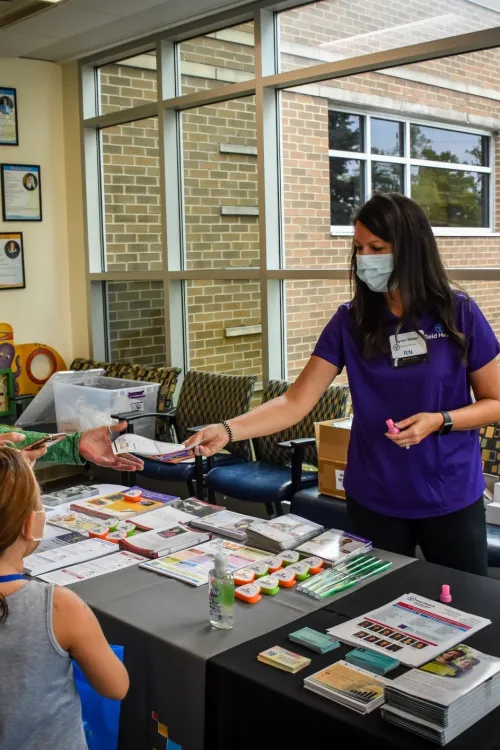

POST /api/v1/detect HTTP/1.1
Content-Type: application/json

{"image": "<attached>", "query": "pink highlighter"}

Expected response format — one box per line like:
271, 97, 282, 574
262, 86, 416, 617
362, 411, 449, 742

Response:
386, 419, 410, 450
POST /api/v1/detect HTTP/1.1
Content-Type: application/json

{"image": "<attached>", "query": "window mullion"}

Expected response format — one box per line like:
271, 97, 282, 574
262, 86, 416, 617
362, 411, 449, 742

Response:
365, 115, 372, 201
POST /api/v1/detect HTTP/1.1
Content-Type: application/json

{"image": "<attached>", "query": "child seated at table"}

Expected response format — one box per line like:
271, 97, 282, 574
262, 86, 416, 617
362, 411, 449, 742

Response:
0, 447, 129, 749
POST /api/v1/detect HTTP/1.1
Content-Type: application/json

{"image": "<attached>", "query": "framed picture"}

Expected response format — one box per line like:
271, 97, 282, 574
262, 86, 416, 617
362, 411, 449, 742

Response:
0, 87, 18, 146
0, 232, 25, 290
0, 368, 15, 417
1, 164, 42, 221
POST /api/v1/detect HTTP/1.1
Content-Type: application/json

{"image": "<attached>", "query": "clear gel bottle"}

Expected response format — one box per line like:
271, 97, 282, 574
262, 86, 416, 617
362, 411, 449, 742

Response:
208, 545, 235, 630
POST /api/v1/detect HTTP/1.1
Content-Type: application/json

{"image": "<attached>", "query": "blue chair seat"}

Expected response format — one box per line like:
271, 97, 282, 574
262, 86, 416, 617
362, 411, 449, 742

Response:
206, 461, 318, 506
139, 453, 246, 483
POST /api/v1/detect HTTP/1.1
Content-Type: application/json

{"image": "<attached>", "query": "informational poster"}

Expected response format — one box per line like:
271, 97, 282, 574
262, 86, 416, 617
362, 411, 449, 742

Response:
0, 87, 18, 145
0, 232, 25, 289
1, 164, 42, 221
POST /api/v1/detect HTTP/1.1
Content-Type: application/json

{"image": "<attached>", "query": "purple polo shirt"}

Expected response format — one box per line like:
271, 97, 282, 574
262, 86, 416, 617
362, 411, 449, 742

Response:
313, 295, 500, 518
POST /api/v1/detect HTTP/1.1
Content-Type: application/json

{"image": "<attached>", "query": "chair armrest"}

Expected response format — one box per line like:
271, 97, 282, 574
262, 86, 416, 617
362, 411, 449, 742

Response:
279, 437, 317, 494
186, 424, 209, 434
111, 409, 177, 435
278, 437, 316, 450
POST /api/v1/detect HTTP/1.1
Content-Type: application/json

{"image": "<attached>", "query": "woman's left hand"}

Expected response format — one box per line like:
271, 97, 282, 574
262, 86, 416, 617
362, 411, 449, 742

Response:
385, 412, 444, 448
78, 421, 144, 472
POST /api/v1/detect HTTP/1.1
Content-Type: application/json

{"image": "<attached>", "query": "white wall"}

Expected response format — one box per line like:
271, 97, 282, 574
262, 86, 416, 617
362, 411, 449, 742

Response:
0, 58, 74, 366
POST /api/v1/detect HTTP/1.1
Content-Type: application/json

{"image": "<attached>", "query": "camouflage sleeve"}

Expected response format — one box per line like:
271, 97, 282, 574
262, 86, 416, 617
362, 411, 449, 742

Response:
0, 424, 86, 465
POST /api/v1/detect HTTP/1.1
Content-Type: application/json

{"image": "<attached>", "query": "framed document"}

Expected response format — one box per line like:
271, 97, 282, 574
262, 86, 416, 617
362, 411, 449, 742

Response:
0, 88, 18, 146
1, 164, 42, 221
0, 232, 25, 290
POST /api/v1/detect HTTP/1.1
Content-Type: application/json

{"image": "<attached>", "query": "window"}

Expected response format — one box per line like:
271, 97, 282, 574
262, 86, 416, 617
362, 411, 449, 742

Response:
329, 111, 491, 231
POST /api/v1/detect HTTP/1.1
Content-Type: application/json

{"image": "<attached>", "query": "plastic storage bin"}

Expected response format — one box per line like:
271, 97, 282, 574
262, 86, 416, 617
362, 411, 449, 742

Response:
53, 376, 159, 438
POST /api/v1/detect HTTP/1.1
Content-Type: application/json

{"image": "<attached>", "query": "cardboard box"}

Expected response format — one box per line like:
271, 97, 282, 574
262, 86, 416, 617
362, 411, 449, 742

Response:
315, 418, 352, 499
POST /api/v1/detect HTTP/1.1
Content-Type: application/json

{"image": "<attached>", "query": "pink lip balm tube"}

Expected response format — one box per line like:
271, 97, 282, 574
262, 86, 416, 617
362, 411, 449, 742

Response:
386, 419, 410, 449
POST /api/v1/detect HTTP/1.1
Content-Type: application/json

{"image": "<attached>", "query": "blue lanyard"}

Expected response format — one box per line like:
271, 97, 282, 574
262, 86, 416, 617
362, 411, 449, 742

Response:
0, 574, 25, 583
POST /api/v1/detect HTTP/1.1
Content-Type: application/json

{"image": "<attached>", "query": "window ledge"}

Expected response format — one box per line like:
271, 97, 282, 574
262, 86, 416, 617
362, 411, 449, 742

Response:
330, 227, 500, 238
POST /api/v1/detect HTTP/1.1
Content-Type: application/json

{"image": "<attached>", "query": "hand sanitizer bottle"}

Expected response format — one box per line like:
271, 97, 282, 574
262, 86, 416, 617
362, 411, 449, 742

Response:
208, 544, 235, 629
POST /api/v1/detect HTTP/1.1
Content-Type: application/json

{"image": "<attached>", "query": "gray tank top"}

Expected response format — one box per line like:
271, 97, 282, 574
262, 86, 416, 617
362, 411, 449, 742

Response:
0, 581, 88, 750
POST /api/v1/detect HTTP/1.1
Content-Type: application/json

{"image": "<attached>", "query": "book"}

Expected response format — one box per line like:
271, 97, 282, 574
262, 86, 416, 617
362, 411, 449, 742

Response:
119, 523, 210, 558
35, 530, 87, 554
258, 646, 311, 674
140, 539, 271, 587
46, 510, 104, 535
25, 538, 116, 577
304, 660, 390, 713
134, 497, 224, 530
288, 627, 341, 654
326, 593, 491, 668
297, 529, 372, 565
39, 550, 146, 586
42, 484, 100, 507
382, 645, 500, 745
70, 487, 178, 520
191, 510, 259, 541
246, 514, 324, 552
111, 433, 186, 458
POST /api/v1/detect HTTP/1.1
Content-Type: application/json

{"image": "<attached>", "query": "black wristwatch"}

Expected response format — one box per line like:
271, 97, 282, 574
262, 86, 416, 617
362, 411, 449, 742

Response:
438, 411, 453, 436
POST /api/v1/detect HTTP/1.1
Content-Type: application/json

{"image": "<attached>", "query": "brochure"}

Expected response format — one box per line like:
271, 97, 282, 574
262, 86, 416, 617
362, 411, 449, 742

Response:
119, 523, 209, 558
140, 539, 271, 586
297, 529, 372, 565
25, 538, 116, 577
304, 660, 390, 713
246, 514, 323, 552
134, 497, 224, 530
39, 550, 146, 586
35, 530, 87, 554
46, 511, 103, 535
191, 510, 259, 541
258, 646, 311, 673
112, 433, 186, 457
70, 487, 178, 520
327, 593, 491, 667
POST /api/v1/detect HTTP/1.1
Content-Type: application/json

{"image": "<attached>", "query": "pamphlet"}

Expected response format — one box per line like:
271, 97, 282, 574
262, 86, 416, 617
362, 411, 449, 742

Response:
35, 530, 87, 554
304, 660, 390, 713
246, 514, 323, 552
134, 497, 223, 530
327, 594, 491, 667
112, 433, 186, 457
119, 523, 209, 558
46, 510, 103, 535
25, 538, 116, 577
39, 550, 146, 585
140, 539, 271, 586
191, 510, 259, 541
297, 528, 372, 565
70, 487, 178, 520
258, 646, 311, 673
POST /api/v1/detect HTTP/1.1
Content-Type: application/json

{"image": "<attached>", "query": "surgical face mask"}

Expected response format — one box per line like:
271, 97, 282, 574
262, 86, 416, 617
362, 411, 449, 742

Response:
356, 253, 395, 293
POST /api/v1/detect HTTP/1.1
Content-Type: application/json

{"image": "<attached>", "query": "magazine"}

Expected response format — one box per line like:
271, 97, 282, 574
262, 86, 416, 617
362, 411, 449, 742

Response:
70, 487, 179, 520
246, 514, 323, 552
39, 550, 146, 586
304, 660, 390, 713
297, 529, 372, 564
134, 497, 224, 530
191, 510, 259, 541
119, 523, 209, 558
327, 594, 491, 667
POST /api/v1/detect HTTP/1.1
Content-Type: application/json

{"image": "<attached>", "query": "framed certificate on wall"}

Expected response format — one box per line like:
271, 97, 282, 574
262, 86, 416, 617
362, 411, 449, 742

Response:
0, 232, 25, 290
1, 164, 42, 221
0, 88, 18, 146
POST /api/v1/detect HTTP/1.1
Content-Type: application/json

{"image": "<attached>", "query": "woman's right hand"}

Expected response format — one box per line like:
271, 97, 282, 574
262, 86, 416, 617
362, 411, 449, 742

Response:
184, 424, 230, 457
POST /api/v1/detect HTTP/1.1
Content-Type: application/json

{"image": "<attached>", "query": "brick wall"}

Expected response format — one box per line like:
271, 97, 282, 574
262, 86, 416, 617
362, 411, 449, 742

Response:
99, 7, 500, 382
107, 280, 166, 365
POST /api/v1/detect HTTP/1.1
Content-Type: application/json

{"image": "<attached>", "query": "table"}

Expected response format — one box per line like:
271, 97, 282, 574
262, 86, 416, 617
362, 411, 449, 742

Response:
205, 561, 500, 750
42, 483, 413, 749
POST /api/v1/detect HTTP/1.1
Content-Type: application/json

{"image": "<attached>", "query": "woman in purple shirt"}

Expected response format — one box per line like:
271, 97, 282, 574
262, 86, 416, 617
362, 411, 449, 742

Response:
186, 193, 500, 575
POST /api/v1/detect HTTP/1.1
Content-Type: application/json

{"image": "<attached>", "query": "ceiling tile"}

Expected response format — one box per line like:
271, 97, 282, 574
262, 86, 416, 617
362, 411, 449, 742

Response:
11, 4, 115, 38
73, 0, 172, 14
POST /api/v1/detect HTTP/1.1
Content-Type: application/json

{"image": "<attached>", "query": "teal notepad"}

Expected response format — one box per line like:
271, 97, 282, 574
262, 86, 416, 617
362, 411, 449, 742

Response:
345, 648, 399, 675
289, 627, 340, 654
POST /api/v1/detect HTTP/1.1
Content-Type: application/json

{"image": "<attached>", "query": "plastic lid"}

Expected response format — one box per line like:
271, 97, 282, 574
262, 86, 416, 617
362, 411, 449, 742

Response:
214, 543, 228, 574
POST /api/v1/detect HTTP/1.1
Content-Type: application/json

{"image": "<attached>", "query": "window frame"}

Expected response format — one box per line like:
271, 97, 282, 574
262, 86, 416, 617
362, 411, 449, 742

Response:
328, 106, 495, 237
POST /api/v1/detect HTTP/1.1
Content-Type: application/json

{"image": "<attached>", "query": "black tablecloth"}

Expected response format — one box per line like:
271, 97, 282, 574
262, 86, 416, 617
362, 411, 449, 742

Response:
205, 562, 500, 750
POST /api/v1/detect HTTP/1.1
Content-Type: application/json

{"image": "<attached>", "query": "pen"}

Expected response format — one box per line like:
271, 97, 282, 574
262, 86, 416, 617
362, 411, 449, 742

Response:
298, 555, 376, 593
316, 562, 392, 599
313, 559, 385, 595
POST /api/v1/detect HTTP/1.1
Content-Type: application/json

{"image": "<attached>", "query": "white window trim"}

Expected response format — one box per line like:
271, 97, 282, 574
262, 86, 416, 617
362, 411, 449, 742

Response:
328, 107, 494, 237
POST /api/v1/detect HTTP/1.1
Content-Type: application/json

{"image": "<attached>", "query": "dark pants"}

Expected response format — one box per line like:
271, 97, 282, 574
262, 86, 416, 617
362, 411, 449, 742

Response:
347, 496, 488, 577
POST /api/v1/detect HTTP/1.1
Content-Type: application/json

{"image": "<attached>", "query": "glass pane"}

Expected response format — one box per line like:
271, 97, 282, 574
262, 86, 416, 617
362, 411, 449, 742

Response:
179, 23, 255, 95
186, 280, 262, 383
371, 118, 404, 156
101, 118, 162, 272
99, 51, 157, 115
372, 162, 404, 193
279, 0, 499, 73
107, 281, 165, 365
411, 166, 488, 228
286, 280, 350, 383
182, 97, 258, 270
329, 112, 363, 152
330, 158, 364, 225
410, 124, 488, 166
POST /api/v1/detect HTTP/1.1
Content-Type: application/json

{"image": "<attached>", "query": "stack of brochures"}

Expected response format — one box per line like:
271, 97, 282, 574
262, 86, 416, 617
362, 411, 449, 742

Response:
134, 497, 224, 530
258, 646, 311, 673
42, 484, 100, 507
304, 661, 390, 713
119, 523, 210, 558
246, 514, 323, 552
70, 487, 179, 520
382, 645, 500, 745
24, 537, 116, 577
297, 528, 372, 565
191, 510, 259, 541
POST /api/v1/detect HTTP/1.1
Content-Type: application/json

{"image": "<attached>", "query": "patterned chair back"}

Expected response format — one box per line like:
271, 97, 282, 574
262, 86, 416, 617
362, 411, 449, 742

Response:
253, 380, 351, 467
175, 370, 257, 461
479, 423, 500, 477
69, 358, 181, 441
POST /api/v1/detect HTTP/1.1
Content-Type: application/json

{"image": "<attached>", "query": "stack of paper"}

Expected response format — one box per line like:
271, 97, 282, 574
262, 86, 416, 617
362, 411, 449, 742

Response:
191, 510, 259, 541
258, 646, 311, 673
326, 594, 491, 668
46, 511, 104, 535
119, 523, 209, 558
134, 497, 224, 530
25, 538, 116, 577
382, 645, 500, 745
35, 530, 87, 554
42, 484, 100, 507
246, 514, 323, 552
39, 550, 146, 586
297, 528, 372, 565
304, 661, 389, 713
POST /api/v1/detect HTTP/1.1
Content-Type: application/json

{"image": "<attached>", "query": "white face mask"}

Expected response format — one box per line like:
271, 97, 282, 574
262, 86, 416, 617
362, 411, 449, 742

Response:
356, 253, 395, 293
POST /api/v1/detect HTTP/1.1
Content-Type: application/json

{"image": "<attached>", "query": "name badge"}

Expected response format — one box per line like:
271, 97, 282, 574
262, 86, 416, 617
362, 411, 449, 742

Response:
389, 330, 428, 368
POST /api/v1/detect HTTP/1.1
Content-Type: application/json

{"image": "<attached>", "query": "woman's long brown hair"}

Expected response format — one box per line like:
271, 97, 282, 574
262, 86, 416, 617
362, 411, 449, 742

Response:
0, 447, 38, 623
